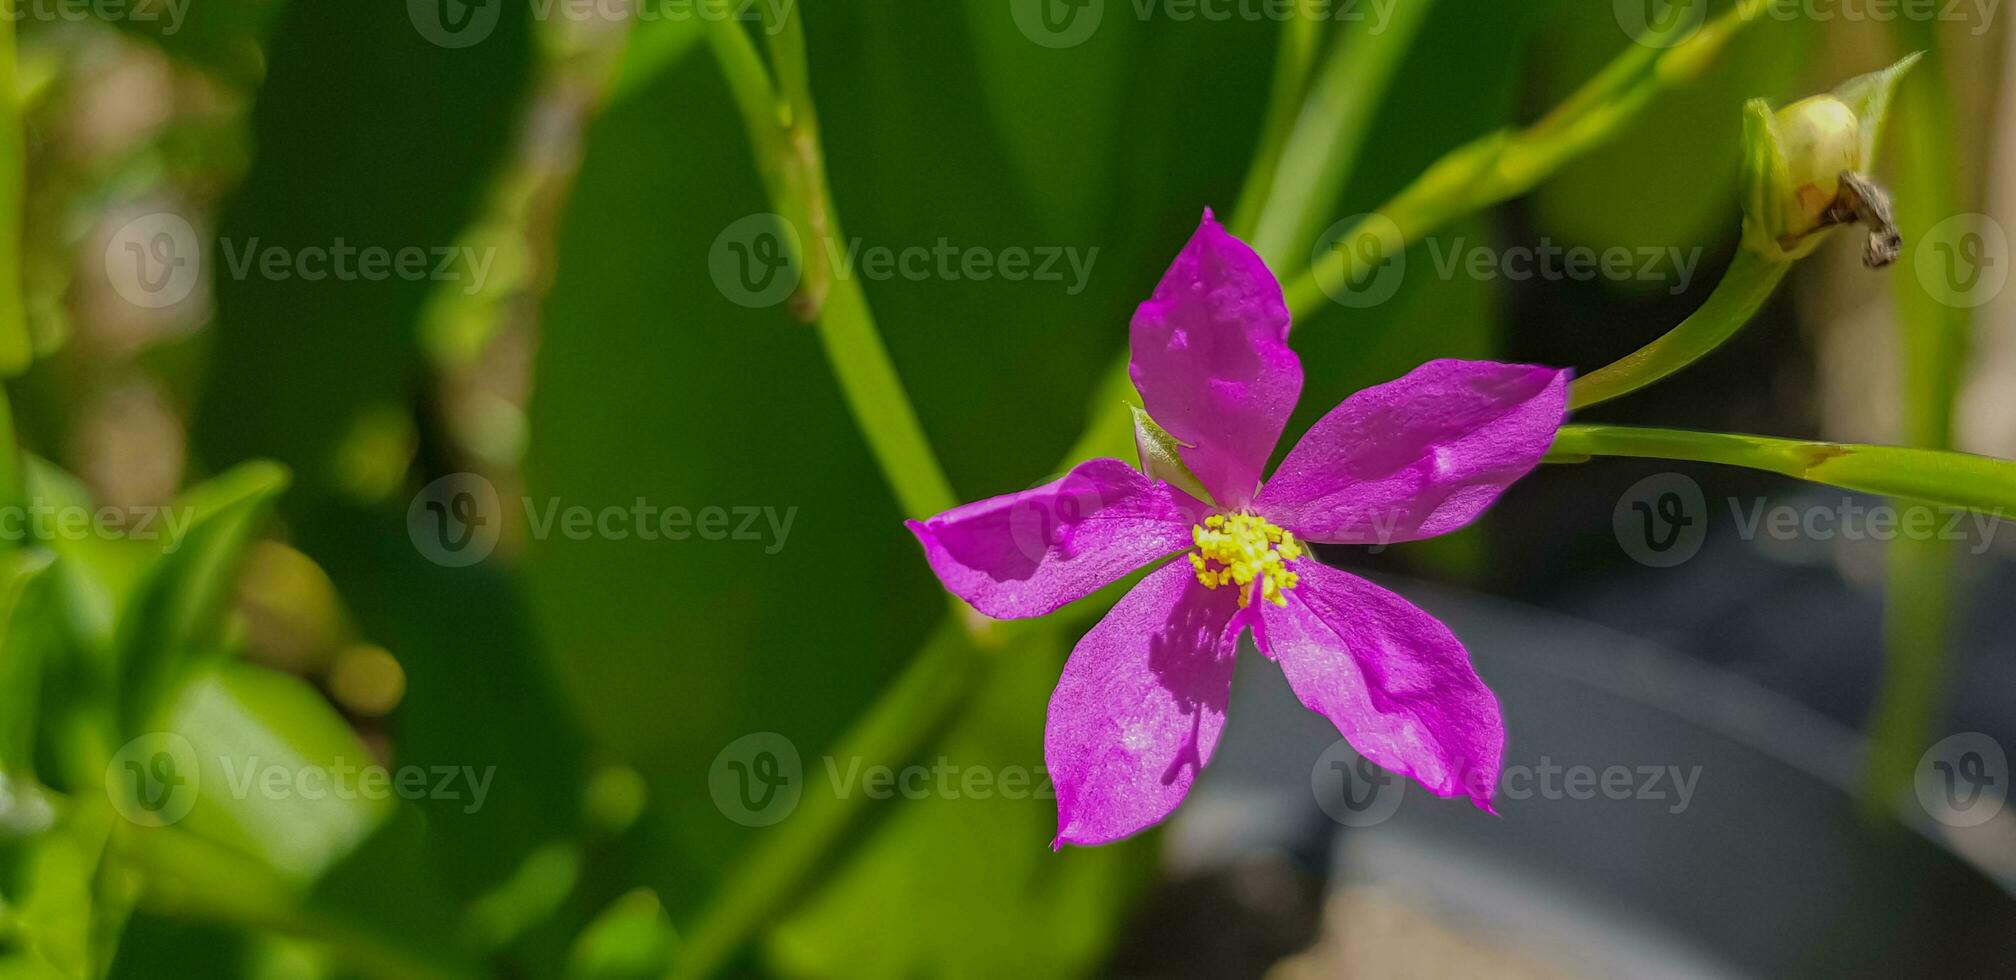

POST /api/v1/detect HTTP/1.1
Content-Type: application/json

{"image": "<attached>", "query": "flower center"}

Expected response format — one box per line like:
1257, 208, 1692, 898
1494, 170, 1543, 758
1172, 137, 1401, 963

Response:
1188, 513, 1304, 608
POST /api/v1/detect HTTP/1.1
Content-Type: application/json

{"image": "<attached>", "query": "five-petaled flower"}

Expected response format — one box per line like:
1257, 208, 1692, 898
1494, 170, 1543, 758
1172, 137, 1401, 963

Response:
907, 210, 1571, 848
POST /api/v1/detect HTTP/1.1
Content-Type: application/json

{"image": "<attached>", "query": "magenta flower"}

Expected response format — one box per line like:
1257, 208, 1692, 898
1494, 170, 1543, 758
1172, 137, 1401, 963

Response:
907, 211, 1571, 847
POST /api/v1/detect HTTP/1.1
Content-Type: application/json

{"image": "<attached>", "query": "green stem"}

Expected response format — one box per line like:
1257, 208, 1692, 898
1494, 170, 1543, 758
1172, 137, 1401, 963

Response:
1867, 25, 1968, 811
705, 17, 955, 521
1548, 425, 2016, 515
1228, 0, 1325, 240
1280, 0, 1770, 319
1247, 0, 1437, 265
0, 14, 25, 376
669, 619, 1017, 980
1570, 249, 1789, 409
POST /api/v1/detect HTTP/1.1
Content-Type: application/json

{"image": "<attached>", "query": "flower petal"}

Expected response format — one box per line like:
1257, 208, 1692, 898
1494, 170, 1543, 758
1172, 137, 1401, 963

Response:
906, 458, 1205, 620
1256, 360, 1570, 545
1047, 560, 1243, 847
1130, 209, 1302, 509
1259, 561, 1502, 809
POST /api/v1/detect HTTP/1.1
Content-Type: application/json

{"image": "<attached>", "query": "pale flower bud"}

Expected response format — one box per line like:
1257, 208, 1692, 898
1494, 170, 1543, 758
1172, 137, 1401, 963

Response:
1742, 53, 1918, 265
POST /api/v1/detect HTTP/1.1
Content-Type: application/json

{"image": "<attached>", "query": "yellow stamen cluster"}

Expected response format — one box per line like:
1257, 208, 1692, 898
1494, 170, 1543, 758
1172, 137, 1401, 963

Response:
1188, 513, 1304, 608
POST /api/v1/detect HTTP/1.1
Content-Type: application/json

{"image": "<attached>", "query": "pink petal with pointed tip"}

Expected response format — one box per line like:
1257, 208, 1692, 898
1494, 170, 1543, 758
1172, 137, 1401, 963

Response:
1130, 210, 1302, 509
1047, 560, 1244, 847
1259, 561, 1502, 810
1256, 360, 1570, 545
907, 458, 1206, 620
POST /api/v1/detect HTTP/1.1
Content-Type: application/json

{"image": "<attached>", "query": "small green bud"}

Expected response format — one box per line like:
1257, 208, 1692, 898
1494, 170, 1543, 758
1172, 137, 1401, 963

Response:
1742, 53, 1919, 265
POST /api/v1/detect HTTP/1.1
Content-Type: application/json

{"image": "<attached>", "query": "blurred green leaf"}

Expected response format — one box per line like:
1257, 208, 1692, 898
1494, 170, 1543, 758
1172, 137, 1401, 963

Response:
299, 509, 586, 903
0, 549, 55, 777
112, 461, 288, 734
960, 3, 1136, 240
0, 806, 114, 980
567, 888, 678, 980
192, 0, 533, 506
147, 661, 390, 886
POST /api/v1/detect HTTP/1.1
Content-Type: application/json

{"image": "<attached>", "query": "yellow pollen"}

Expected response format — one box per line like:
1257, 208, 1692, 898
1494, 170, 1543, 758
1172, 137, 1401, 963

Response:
1188, 512, 1304, 608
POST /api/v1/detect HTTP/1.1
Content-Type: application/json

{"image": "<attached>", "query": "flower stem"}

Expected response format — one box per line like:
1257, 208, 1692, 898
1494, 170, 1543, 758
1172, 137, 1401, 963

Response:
1867, 26, 1968, 812
1547, 425, 2016, 515
0, 15, 27, 376
705, 17, 956, 522
1279, 0, 1771, 320
668, 618, 1020, 980
1228, 0, 1326, 241
1569, 249, 1789, 409
1245, 0, 1439, 263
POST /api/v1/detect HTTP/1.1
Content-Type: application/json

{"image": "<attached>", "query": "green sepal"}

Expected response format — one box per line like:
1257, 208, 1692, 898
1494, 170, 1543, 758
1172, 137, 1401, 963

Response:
1128, 406, 1211, 504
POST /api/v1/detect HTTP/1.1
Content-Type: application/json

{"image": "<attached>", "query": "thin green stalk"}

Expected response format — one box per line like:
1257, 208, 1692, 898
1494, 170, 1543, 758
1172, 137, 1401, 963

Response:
0, 15, 25, 376
1548, 425, 2016, 515
1228, 0, 1325, 240
1570, 249, 1789, 409
1248, 0, 1437, 264
673, 17, 1003, 980
705, 18, 954, 521
1280, 0, 1770, 319
1867, 25, 1968, 810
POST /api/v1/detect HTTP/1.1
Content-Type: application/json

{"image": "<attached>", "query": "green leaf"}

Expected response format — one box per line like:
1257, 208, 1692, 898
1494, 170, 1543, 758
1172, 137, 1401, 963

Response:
141, 661, 392, 887
0, 549, 54, 776
0, 806, 115, 980
112, 462, 289, 734
192, 0, 533, 508
567, 889, 680, 980
1128, 406, 1209, 504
